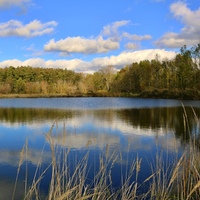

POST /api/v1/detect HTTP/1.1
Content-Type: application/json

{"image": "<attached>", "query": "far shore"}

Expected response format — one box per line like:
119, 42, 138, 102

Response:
0, 89, 200, 100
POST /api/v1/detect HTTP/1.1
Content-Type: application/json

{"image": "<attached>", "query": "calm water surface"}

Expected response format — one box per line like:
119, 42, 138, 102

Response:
0, 97, 199, 199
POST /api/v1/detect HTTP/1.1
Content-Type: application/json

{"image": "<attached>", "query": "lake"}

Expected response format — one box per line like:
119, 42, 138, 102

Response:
0, 97, 200, 199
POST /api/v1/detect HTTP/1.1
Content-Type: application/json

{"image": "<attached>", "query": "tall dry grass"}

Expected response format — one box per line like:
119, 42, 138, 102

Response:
12, 106, 200, 200
146, 105, 200, 200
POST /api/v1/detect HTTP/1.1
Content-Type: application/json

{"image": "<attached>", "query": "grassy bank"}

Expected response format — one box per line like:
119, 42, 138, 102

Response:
12, 108, 200, 200
0, 88, 200, 100
139, 88, 200, 100
0, 93, 89, 98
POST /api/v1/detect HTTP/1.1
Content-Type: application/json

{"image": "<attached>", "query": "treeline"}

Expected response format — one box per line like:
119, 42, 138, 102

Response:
111, 44, 200, 99
0, 44, 200, 99
0, 67, 82, 95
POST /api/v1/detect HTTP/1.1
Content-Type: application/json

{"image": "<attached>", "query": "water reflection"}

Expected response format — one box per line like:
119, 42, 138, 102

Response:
0, 107, 74, 123
0, 106, 199, 145
0, 106, 199, 160
117, 107, 200, 144
0, 103, 199, 197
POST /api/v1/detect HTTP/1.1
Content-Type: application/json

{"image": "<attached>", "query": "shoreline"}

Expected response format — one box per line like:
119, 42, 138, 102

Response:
0, 89, 200, 100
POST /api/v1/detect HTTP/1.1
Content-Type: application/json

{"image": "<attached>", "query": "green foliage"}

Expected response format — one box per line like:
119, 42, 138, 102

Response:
111, 44, 200, 99
0, 44, 199, 99
0, 66, 82, 95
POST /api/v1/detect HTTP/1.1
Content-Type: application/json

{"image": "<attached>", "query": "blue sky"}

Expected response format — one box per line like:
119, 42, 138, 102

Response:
0, 0, 199, 73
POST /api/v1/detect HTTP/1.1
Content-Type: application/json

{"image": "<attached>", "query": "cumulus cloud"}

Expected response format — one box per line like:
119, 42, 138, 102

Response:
155, 2, 200, 48
122, 33, 152, 50
171, 2, 200, 27
44, 20, 152, 55
45, 59, 89, 71
0, 0, 30, 8
44, 36, 119, 54
0, 58, 90, 72
0, 20, 57, 37
90, 49, 176, 71
101, 20, 129, 40
0, 49, 176, 73
44, 20, 130, 54
0, 59, 23, 67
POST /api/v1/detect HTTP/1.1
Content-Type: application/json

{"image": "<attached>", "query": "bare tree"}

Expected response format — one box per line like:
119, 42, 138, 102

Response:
99, 65, 116, 91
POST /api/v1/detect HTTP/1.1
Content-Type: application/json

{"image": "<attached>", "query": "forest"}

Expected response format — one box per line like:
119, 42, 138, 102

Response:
0, 44, 200, 99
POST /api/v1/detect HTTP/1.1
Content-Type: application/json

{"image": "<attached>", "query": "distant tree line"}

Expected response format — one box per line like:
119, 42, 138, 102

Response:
0, 67, 82, 95
0, 44, 200, 99
111, 44, 200, 99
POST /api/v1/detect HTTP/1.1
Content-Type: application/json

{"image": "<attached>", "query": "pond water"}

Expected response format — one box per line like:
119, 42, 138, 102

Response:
0, 97, 200, 199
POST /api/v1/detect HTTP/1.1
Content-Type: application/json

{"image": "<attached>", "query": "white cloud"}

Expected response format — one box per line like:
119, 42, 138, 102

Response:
44, 36, 119, 54
125, 42, 139, 50
0, 49, 176, 73
0, 20, 57, 37
155, 2, 200, 48
101, 20, 130, 40
0, 59, 22, 67
122, 32, 152, 41
0, 0, 30, 8
45, 59, 89, 71
22, 58, 47, 67
44, 20, 152, 55
0, 58, 89, 72
171, 2, 200, 27
90, 49, 176, 71
122, 33, 152, 50
44, 21, 130, 54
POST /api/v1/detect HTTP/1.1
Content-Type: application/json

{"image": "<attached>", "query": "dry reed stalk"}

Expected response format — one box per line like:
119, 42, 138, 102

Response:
24, 140, 50, 199
181, 102, 191, 135
18, 106, 200, 199
118, 156, 143, 200
90, 146, 117, 200
24, 164, 51, 200
12, 140, 27, 200
43, 122, 94, 200
186, 180, 200, 200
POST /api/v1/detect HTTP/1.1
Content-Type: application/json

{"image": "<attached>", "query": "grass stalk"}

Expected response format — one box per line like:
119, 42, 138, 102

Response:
12, 106, 200, 199
12, 140, 27, 200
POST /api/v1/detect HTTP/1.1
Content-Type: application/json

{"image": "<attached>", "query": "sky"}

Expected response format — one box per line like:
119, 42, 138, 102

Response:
0, 0, 199, 73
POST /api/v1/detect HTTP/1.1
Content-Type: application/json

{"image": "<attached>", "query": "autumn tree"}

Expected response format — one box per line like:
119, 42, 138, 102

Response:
99, 65, 116, 91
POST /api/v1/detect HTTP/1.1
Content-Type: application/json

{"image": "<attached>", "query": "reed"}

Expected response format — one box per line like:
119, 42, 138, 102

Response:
146, 105, 200, 200
12, 107, 200, 200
